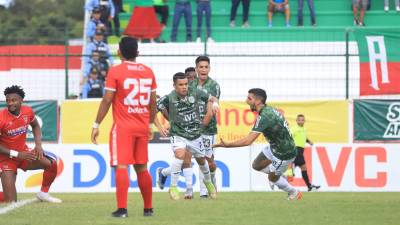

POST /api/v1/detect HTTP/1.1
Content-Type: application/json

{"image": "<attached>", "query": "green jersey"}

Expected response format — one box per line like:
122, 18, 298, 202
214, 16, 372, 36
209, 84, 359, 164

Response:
189, 77, 220, 135
157, 88, 210, 140
252, 105, 297, 160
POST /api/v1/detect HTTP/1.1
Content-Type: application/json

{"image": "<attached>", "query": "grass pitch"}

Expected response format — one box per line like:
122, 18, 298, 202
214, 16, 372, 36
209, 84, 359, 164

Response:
1, 192, 399, 225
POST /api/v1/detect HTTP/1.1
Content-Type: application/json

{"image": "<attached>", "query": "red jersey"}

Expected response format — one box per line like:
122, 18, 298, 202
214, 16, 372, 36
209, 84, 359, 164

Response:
0, 106, 35, 160
105, 61, 157, 135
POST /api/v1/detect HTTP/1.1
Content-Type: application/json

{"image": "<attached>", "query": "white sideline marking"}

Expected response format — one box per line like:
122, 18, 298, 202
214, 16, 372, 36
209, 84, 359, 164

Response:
0, 198, 37, 215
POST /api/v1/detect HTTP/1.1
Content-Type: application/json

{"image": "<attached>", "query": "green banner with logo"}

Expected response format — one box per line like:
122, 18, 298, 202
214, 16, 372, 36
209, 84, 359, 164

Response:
0, 101, 58, 142
354, 99, 400, 141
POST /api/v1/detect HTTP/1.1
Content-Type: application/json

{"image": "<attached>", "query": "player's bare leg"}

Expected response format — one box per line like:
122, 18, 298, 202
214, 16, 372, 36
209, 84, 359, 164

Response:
1, 170, 17, 202
252, 152, 301, 200
134, 163, 153, 216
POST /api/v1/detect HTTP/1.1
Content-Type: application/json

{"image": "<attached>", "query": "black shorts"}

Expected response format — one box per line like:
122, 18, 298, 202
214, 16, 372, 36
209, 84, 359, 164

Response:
294, 147, 306, 167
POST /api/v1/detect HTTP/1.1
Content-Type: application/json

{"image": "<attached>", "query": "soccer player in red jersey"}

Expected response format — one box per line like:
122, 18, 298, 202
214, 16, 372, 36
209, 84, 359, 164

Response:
0, 85, 61, 203
91, 37, 157, 218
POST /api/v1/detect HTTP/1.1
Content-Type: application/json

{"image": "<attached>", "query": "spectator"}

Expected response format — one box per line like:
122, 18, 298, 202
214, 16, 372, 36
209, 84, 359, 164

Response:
384, 0, 400, 12
86, 7, 107, 41
196, 0, 214, 43
171, 0, 193, 42
230, 0, 251, 28
297, 0, 316, 26
83, 50, 109, 82
124, 0, 162, 43
154, 0, 169, 29
84, 31, 113, 72
112, 0, 123, 36
352, 0, 367, 26
85, 0, 116, 36
268, 0, 291, 27
82, 68, 105, 98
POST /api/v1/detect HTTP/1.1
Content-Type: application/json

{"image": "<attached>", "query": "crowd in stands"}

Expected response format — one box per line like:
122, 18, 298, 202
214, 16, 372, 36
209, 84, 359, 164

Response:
79, 0, 399, 98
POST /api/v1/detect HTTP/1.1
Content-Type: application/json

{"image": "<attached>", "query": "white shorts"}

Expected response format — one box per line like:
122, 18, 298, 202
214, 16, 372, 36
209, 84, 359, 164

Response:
201, 134, 216, 158
170, 136, 205, 158
262, 145, 295, 176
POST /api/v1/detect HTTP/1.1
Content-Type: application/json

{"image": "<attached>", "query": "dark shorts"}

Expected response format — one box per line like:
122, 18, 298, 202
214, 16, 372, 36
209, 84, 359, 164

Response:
294, 147, 306, 167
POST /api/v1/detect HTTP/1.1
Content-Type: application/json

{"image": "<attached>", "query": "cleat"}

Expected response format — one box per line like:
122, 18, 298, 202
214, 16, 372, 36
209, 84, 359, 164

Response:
169, 186, 180, 200
143, 208, 153, 216
308, 184, 321, 192
204, 180, 217, 199
288, 191, 302, 200
112, 208, 128, 218
184, 188, 193, 200
200, 195, 208, 199
157, 167, 167, 190
36, 192, 62, 203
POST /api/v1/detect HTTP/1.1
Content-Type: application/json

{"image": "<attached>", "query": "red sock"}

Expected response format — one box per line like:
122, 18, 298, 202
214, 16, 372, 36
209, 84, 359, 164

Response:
0, 192, 4, 202
115, 168, 129, 209
41, 160, 57, 193
137, 170, 152, 209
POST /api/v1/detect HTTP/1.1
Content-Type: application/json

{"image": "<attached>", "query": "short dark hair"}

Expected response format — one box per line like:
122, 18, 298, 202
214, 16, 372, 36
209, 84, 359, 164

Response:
4, 85, 25, 99
195, 55, 210, 65
173, 72, 187, 83
119, 36, 138, 60
297, 114, 305, 118
248, 88, 267, 104
185, 67, 195, 74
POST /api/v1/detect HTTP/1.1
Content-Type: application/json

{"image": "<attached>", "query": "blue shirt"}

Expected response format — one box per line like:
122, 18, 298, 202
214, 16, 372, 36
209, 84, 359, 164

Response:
274, 0, 284, 3
81, 79, 105, 98
85, 19, 104, 40
84, 40, 114, 66
85, 0, 115, 17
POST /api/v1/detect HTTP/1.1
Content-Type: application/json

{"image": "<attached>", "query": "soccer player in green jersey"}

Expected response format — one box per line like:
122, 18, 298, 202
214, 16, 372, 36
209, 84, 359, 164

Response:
157, 72, 218, 200
190, 56, 220, 198
291, 114, 320, 191
214, 88, 302, 200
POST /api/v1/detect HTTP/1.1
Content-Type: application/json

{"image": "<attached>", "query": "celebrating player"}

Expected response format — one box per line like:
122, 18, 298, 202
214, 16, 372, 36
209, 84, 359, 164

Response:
91, 37, 157, 218
156, 72, 218, 200
0, 85, 61, 203
214, 88, 302, 200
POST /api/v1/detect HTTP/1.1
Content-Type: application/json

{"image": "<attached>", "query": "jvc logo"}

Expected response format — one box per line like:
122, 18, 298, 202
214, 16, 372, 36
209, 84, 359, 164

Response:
183, 112, 197, 122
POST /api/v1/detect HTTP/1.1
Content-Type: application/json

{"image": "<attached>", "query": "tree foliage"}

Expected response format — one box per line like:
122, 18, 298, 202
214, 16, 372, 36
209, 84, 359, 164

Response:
0, 0, 84, 44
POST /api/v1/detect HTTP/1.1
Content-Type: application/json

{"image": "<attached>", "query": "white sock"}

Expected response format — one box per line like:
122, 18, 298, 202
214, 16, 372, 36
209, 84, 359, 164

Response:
210, 171, 216, 186
273, 176, 296, 195
170, 158, 183, 186
199, 166, 206, 194
162, 166, 171, 176
199, 160, 211, 183
182, 168, 193, 189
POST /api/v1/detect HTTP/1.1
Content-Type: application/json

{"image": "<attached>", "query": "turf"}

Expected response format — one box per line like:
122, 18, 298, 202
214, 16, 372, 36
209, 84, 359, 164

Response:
1, 192, 399, 225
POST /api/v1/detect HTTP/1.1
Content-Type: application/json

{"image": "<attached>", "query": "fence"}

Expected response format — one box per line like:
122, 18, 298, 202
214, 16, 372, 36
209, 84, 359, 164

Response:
0, 28, 396, 101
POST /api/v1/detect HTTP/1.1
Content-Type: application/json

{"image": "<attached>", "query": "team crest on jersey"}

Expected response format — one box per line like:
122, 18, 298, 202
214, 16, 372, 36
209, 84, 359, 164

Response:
188, 96, 195, 103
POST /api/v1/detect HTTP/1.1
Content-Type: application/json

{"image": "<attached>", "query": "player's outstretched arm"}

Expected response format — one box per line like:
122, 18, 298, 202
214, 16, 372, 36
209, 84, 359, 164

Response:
213, 132, 260, 148
149, 91, 157, 124
91, 90, 115, 144
154, 115, 169, 137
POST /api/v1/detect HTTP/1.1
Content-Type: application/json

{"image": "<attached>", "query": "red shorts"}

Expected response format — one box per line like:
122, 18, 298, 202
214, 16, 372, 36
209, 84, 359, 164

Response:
0, 146, 30, 173
0, 158, 29, 173
109, 124, 149, 166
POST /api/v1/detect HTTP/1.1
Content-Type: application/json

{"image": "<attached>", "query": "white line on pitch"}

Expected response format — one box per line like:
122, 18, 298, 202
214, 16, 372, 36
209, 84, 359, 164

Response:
0, 198, 37, 215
